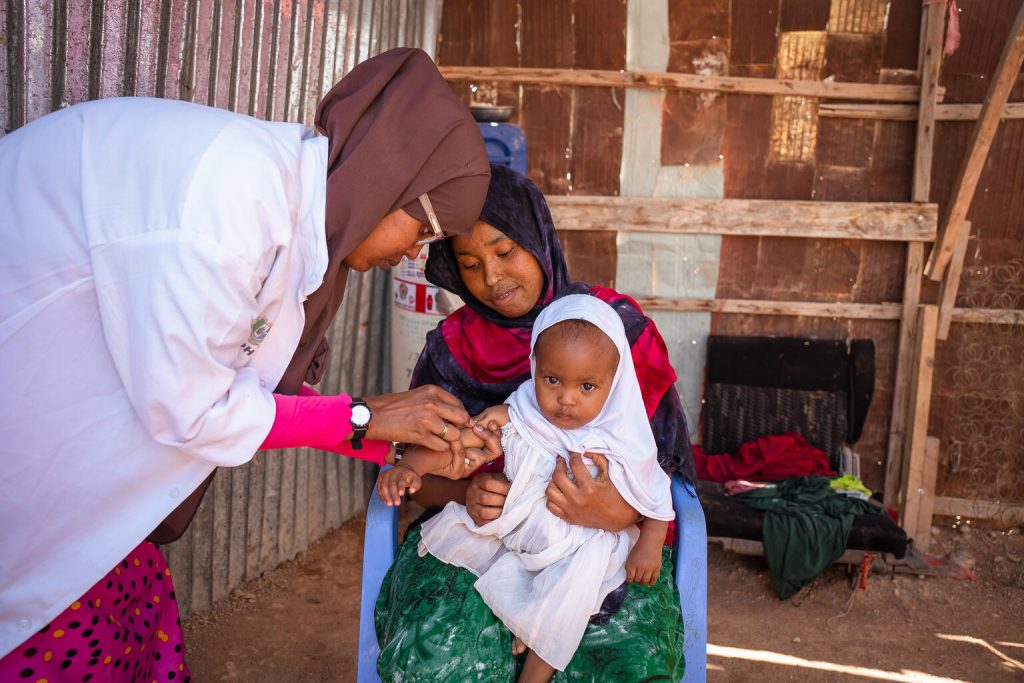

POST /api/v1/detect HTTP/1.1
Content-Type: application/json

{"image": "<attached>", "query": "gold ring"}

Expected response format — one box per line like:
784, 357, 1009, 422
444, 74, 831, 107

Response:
438, 423, 449, 439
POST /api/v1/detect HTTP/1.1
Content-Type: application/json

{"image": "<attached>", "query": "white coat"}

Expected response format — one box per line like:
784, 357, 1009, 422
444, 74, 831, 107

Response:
0, 97, 328, 657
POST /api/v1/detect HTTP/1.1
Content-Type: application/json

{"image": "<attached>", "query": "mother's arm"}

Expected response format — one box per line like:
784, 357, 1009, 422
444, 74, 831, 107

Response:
411, 470, 512, 524
411, 450, 638, 531
545, 453, 641, 532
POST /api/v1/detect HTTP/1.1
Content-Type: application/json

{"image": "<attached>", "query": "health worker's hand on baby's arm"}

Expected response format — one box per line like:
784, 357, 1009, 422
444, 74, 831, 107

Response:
377, 413, 504, 507
365, 385, 472, 454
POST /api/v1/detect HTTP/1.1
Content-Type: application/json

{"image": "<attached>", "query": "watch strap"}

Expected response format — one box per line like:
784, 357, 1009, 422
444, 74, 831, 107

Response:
350, 396, 369, 450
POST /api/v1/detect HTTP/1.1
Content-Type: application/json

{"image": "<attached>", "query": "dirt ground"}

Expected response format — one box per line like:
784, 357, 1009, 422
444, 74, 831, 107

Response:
183, 509, 1024, 682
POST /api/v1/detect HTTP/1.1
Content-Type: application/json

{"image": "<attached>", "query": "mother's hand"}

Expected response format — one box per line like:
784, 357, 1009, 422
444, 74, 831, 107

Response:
365, 385, 471, 452
545, 452, 640, 532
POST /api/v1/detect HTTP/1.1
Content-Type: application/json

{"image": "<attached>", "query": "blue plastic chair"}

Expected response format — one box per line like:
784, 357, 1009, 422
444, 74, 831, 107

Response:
357, 470, 707, 682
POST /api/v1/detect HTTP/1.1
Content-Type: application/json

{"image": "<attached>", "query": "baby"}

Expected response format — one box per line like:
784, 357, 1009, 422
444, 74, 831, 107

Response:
377, 294, 674, 682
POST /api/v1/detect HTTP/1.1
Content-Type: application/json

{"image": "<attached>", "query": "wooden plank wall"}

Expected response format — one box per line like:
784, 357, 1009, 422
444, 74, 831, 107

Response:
438, 0, 626, 287
713, 0, 918, 492
437, 0, 1024, 508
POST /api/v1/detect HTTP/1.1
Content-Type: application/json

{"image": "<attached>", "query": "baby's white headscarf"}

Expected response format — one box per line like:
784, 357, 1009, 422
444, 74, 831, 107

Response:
505, 294, 674, 521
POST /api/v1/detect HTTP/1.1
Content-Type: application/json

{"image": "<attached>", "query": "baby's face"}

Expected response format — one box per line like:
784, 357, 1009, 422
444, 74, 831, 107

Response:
533, 323, 619, 430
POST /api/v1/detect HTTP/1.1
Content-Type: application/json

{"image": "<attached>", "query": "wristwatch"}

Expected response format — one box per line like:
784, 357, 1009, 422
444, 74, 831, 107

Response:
350, 397, 372, 450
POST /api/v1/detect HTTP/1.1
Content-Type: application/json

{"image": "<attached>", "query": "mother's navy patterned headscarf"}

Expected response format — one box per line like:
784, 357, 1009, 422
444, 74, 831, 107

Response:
423, 164, 571, 328
410, 164, 696, 482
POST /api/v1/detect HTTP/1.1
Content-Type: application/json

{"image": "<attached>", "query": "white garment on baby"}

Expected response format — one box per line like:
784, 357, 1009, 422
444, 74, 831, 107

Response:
418, 294, 674, 671
419, 421, 639, 671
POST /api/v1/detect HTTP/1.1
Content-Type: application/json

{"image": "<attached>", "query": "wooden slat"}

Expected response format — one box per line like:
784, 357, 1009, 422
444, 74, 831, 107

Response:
546, 196, 938, 241
925, 6, 1024, 279
636, 297, 903, 320
913, 1, 945, 204
636, 294, 1024, 326
439, 65, 935, 102
884, 242, 924, 510
210, 467, 232, 604
819, 101, 1024, 121
936, 221, 970, 339
914, 436, 941, 553
950, 307, 1024, 326
933, 497, 1024, 524
244, 454, 266, 581
227, 466, 248, 591
886, 5, 943, 510
899, 305, 939, 544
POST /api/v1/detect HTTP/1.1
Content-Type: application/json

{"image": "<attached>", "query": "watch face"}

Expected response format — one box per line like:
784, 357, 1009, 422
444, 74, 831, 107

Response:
351, 404, 372, 426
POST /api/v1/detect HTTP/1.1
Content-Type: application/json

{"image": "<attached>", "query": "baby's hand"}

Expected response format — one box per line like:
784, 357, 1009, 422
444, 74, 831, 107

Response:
626, 543, 662, 587
474, 404, 510, 432
435, 444, 491, 479
377, 464, 422, 507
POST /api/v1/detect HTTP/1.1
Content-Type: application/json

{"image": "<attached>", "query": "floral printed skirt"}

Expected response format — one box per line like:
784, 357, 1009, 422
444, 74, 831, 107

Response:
375, 525, 685, 682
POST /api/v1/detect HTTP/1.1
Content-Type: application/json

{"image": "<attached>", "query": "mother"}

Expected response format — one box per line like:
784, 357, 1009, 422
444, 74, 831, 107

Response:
375, 165, 697, 681
0, 48, 492, 680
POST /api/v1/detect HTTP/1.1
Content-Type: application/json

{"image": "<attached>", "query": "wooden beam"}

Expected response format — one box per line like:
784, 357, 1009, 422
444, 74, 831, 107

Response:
631, 295, 1024, 326
950, 307, 1024, 326
925, 6, 1024, 279
440, 65, 934, 102
913, 436, 942, 553
548, 196, 938, 241
635, 297, 903, 320
819, 102, 1024, 122
886, 2, 944, 511
936, 221, 970, 340
899, 305, 939, 544
884, 243, 924, 509
914, 1, 945, 204
933, 497, 1024, 525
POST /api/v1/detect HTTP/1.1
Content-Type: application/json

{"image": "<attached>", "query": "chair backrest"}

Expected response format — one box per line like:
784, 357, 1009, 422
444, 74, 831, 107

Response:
702, 335, 875, 470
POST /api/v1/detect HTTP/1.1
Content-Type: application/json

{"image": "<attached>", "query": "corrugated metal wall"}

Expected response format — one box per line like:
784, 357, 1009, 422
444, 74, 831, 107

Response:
2, 0, 442, 618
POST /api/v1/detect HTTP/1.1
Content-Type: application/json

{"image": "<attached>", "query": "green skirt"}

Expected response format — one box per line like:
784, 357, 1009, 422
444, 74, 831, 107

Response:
374, 526, 685, 682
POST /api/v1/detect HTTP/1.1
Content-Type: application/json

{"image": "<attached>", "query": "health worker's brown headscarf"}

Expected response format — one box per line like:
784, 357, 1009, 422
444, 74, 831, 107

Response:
276, 47, 490, 394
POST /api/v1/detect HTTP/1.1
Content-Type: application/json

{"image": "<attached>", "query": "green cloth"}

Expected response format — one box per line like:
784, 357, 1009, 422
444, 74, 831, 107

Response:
374, 526, 685, 682
734, 476, 885, 599
829, 474, 873, 497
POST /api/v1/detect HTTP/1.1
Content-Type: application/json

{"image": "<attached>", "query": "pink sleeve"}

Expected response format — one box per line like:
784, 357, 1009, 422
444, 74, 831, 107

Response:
259, 391, 388, 466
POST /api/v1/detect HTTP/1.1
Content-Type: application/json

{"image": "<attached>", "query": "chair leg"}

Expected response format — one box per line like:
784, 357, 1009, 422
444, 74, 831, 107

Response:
357, 470, 399, 683
672, 477, 708, 682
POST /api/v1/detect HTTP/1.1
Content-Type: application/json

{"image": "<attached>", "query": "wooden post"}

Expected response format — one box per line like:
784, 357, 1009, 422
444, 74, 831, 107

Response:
925, 5, 1024, 280
900, 305, 939, 543
884, 2, 944, 509
936, 221, 971, 340
914, 436, 942, 553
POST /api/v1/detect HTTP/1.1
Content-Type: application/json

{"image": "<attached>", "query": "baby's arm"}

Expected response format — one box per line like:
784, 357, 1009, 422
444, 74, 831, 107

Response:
475, 404, 510, 434
626, 518, 668, 587
377, 407, 509, 507
456, 404, 510, 450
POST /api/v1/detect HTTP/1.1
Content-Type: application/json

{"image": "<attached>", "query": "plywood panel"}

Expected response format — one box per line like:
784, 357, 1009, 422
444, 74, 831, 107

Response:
815, 118, 875, 167
824, 33, 883, 83
779, 0, 830, 32
868, 120, 916, 201
729, 0, 780, 67
723, 94, 772, 198
829, 0, 888, 34
882, 0, 923, 70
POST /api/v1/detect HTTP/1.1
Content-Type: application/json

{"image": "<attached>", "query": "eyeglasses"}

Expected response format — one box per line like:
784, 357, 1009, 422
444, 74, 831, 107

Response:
415, 193, 447, 245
